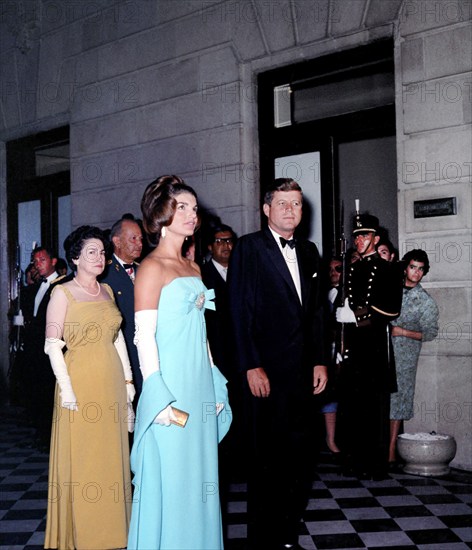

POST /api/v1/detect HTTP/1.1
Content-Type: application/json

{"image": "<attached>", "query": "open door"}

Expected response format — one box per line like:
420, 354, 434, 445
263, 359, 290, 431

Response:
258, 39, 397, 259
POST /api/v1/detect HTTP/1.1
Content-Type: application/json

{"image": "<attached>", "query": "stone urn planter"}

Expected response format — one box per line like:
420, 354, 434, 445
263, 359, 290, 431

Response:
397, 432, 457, 477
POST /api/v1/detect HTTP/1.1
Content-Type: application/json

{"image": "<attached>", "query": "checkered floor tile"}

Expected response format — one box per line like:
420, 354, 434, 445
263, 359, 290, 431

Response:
1, 405, 471, 549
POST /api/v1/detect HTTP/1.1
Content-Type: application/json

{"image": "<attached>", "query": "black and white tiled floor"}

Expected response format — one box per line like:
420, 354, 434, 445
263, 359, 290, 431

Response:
1, 405, 471, 550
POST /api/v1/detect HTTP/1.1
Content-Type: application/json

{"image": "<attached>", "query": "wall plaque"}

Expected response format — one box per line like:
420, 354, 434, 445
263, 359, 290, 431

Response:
413, 197, 457, 218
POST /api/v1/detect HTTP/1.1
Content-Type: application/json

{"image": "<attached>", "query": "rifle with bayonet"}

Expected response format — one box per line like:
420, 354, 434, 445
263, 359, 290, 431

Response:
335, 202, 348, 360
8, 245, 25, 402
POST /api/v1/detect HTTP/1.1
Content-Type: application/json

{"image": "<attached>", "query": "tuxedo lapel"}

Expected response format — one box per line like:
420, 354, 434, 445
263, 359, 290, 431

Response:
296, 242, 311, 307
296, 241, 320, 312
262, 227, 301, 305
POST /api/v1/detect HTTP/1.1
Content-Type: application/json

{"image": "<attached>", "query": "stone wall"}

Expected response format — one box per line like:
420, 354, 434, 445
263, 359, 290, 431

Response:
0, 0, 470, 468
396, 2, 472, 469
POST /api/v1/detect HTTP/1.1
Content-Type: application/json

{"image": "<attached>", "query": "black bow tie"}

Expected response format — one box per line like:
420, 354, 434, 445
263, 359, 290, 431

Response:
39, 277, 48, 284
280, 237, 296, 249
123, 263, 134, 269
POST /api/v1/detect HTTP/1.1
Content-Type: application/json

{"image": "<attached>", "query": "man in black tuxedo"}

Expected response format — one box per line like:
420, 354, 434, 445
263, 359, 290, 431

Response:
202, 224, 241, 542
101, 216, 143, 400
228, 178, 328, 550
201, 224, 236, 379
21, 246, 59, 450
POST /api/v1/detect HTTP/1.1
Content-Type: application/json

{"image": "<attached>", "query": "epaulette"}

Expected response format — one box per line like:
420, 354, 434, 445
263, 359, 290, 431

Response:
51, 273, 74, 286
51, 275, 67, 285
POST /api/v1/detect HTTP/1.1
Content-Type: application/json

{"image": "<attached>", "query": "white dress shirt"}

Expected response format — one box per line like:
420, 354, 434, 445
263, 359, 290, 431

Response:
268, 226, 302, 304
211, 259, 228, 282
34, 272, 58, 316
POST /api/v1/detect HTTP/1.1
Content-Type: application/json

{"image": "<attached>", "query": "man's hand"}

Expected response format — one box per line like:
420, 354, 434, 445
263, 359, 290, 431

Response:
247, 367, 270, 398
313, 365, 328, 395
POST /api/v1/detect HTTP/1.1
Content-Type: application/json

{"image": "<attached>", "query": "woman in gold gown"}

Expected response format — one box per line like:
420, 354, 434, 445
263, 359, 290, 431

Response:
44, 226, 135, 550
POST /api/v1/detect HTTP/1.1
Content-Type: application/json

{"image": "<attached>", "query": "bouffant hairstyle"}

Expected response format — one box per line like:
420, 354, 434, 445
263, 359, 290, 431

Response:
64, 225, 109, 271
263, 178, 302, 206
141, 175, 198, 247
401, 249, 430, 276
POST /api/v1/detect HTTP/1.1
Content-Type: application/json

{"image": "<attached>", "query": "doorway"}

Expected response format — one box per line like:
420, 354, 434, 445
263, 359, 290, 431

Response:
258, 39, 397, 259
7, 126, 71, 299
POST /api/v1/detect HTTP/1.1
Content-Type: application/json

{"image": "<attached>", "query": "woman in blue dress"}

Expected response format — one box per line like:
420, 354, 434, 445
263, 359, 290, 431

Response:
128, 175, 231, 550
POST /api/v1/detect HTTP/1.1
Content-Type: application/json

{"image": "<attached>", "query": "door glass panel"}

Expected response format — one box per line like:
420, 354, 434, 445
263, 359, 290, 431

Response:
293, 71, 394, 123
338, 136, 398, 246
275, 152, 323, 256
18, 200, 41, 276
57, 195, 71, 260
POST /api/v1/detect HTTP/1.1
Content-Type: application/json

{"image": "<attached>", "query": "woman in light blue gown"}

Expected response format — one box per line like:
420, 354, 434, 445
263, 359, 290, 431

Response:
128, 175, 231, 550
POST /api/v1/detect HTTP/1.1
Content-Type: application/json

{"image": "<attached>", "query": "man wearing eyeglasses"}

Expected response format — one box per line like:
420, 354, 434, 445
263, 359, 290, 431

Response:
202, 224, 238, 541
202, 224, 236, 378
228, 178, 328, 550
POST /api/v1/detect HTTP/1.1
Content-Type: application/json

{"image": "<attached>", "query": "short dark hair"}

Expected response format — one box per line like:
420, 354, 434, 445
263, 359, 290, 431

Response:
141, 175, 197, 247
209, 224, 236, 242
402, 249, 430, 276
32, 245, 56, 261
263, 178, 302, 206
55, 258, 68, 272
376, 238, 395, 254
64, 226, 109, 271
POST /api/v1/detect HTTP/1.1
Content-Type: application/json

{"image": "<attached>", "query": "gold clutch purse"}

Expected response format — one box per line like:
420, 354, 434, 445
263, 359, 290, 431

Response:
170, 407, 189, 428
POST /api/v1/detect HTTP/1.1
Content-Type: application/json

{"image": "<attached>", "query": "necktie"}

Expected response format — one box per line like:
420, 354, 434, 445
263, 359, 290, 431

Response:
123, 263, 134, 269
280, 237, 296, 249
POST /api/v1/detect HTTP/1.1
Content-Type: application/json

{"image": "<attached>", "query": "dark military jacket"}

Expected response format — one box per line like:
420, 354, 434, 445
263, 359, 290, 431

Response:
347, 253, 402, 328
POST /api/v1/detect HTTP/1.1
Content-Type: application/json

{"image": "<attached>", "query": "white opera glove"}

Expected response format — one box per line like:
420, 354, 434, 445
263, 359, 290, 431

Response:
336, 298, 357, 324
134, 310, 160, 381
12, 310, 24, 326
114, 330, 136, 404
134, 310, 174, 426
153, 404, 178, 427
44, 337, 78, 411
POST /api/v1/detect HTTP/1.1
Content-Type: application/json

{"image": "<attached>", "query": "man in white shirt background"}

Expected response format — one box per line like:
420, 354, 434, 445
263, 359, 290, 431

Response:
22, 246, 59, 451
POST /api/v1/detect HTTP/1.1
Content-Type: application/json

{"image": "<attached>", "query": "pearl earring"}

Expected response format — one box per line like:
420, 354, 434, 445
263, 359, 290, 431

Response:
161, 227, 167, 238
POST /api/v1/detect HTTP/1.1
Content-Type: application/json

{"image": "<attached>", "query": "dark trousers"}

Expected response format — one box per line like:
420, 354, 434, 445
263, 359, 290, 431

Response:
245, 388, 314, 547
23, 343, 56, 447
337, 325, 392, 476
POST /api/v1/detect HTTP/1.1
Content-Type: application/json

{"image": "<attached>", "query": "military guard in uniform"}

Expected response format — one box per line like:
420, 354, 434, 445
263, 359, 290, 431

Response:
336, 211, 403, 480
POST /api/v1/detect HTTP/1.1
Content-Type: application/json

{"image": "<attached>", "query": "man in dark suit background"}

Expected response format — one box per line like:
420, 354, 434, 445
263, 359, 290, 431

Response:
228, 178, 328, 550
20, 246, 60, 450
201, 223, 236, 379
201, 223, 241, 542
101, 215, 143, 400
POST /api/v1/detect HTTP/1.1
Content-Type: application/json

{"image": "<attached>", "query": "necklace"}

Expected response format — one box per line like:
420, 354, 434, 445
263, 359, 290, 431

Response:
73, 276, 101, 297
